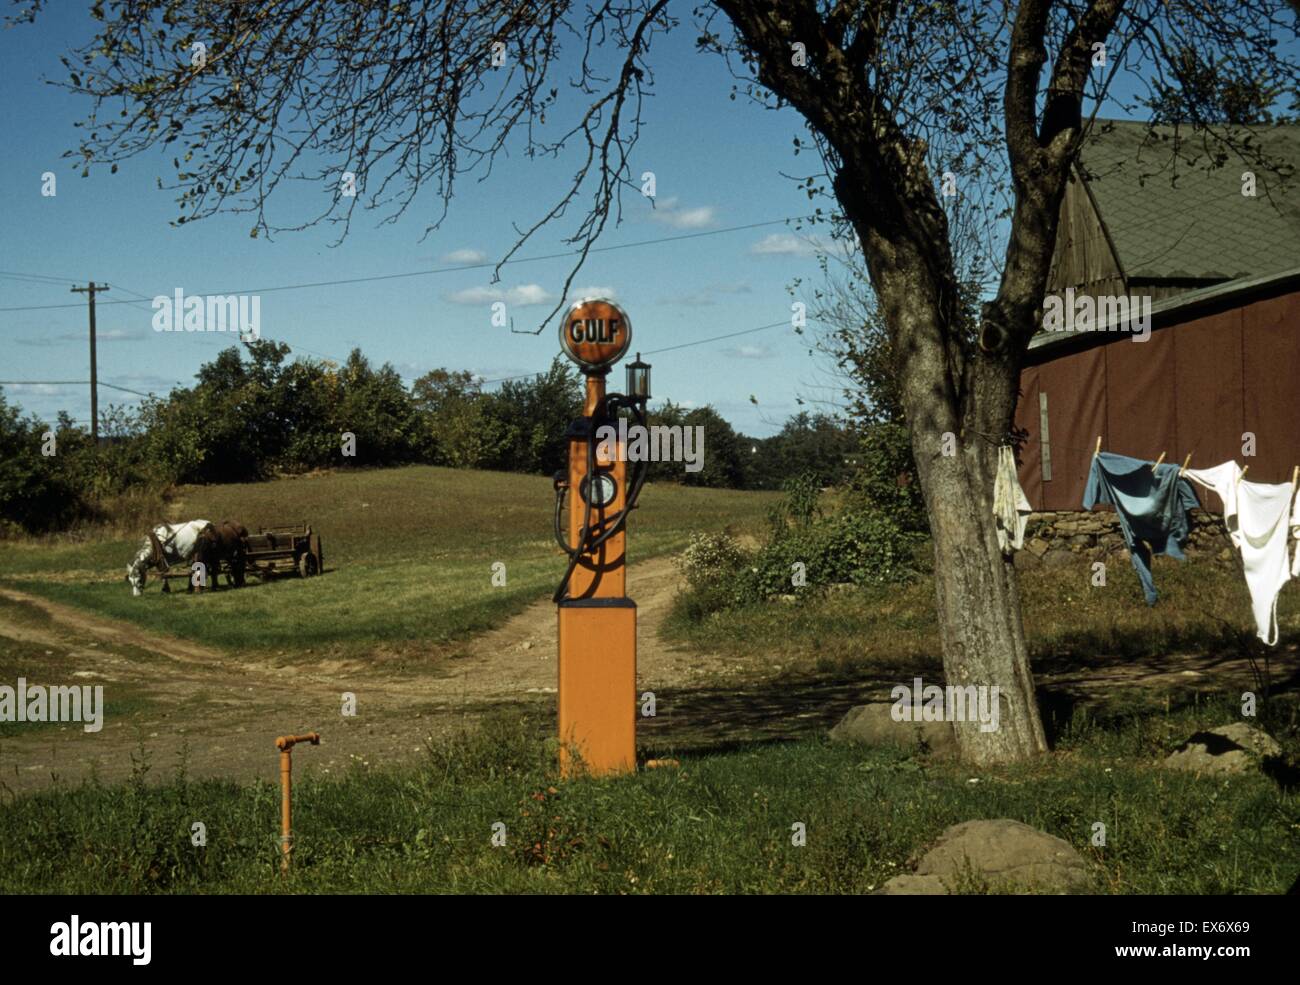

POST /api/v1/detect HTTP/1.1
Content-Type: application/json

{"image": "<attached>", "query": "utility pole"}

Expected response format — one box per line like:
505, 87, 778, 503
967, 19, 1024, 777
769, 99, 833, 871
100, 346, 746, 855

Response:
71, 282, 108, 445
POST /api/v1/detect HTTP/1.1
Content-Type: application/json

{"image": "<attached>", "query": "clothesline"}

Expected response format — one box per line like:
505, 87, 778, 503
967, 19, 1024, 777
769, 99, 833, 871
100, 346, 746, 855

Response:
1081, 450, 1300, 645
1088, 436, 1299, 488
991, 433, 1300, 482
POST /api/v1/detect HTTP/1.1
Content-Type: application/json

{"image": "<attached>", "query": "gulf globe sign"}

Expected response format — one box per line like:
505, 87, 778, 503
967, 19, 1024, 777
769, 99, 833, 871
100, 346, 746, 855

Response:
560, 298, 631, 373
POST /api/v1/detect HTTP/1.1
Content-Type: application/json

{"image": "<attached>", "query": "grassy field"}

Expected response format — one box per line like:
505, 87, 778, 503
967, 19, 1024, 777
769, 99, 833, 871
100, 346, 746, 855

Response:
0, 466, 776, 659
2, 466, 1297, 894
663, 550, 1300, 690
2, 696, 1296, 894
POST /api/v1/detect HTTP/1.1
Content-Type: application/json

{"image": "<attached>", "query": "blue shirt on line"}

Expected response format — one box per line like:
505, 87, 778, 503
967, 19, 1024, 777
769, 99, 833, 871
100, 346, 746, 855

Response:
1082, 452, 1200, 606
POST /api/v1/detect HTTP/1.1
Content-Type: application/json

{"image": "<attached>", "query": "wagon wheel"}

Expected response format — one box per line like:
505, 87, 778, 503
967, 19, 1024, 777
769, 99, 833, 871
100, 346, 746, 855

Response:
297, 550, 318, 578
309, 532, 323, 574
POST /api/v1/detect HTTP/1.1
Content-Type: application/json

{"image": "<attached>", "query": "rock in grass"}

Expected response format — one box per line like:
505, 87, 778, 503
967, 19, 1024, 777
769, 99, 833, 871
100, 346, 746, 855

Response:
1162, 723, 1282, 775
828, 702, 958, 758
877, 819, 1094, 895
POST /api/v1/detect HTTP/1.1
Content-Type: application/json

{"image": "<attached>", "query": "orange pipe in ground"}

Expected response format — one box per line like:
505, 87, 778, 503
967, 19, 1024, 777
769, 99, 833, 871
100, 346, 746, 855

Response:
275, 732, 320, 872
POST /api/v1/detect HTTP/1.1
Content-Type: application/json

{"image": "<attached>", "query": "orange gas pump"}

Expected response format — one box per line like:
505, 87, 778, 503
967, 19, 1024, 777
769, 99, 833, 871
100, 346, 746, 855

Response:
553, 299, 650, 776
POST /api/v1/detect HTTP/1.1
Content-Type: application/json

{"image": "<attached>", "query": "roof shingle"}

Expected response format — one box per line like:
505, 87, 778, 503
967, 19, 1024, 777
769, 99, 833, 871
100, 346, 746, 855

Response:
1078, 119, 1300, 281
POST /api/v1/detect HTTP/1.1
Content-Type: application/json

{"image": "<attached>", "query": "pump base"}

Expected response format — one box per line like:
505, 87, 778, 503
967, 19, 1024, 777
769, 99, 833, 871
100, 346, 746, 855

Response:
557, 598, 637, 776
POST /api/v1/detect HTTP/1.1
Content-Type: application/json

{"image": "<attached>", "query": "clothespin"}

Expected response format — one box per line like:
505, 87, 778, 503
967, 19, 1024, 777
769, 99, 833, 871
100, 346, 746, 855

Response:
1291, 466, 1298, 488
1238, 465, 1249, 483
1094, 436, 1102, 457
1179, 453, 1191, 477
1151, 451, 1166, 472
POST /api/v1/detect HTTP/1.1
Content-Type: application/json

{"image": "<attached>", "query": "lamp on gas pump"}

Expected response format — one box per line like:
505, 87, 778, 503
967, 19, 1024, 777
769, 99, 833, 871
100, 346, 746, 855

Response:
553, 299, 650, 775
626, 353, 651, 404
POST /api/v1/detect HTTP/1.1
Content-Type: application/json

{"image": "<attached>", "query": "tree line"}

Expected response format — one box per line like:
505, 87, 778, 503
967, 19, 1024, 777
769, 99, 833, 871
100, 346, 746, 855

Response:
0, 340, 865, 535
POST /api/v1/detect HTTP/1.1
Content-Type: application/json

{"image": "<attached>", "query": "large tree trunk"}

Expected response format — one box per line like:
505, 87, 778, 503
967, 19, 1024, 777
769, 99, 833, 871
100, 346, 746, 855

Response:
907, 362, 1049, 764
836, 169, 1049, 765
709, 0, 1107, 764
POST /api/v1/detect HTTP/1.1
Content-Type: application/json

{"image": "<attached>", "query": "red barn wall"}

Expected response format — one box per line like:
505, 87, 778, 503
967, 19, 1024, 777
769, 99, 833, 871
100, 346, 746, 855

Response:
1015, 288, 1300, 511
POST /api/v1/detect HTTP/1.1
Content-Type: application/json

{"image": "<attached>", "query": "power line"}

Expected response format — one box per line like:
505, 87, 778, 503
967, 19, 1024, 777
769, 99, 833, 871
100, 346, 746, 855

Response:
5, 315, 809, 401
0, 379, 169, 399
0, 215, 819, 314
477, 318, 805, 386
645, 320, 793, 356
0, 272, 79, 288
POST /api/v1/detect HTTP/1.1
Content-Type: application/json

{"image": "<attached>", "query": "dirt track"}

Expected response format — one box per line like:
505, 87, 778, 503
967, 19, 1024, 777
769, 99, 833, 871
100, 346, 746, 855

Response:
3, 561, 1296, 797
0, 558, 717, 795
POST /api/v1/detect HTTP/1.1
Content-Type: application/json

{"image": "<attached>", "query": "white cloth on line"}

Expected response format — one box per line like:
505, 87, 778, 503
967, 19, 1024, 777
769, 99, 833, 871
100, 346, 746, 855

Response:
1186, 462, 1294, 645
1183, 462, 1243, 547
1233, 478, 1294, 646
993, 445, 1032, 554
1292, 486, 1300, 578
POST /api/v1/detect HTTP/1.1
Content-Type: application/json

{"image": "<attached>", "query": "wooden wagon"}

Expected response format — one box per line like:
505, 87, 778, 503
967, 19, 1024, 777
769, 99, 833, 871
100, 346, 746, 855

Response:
243, 522, 325, 581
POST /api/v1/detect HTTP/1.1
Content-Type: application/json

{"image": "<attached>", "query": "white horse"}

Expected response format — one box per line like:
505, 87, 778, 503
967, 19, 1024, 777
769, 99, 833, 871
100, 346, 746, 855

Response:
126, 520, 217, 596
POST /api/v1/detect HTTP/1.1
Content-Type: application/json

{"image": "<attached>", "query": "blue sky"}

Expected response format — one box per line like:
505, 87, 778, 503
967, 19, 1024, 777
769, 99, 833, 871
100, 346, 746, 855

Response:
0, 5, 846, 437
4, 7, 1292, 437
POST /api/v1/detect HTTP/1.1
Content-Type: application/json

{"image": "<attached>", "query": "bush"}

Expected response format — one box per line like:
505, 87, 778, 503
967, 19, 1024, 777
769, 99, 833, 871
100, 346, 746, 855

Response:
846, 422, 928, 534
747, 508, 923, 599
672, 479, 925, 622
676, 532, 755, 618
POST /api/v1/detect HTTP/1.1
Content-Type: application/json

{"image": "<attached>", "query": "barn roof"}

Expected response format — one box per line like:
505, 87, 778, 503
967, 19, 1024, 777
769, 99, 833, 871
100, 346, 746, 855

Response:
1078, 119, 1300, 282
1026, 263, 1300, 364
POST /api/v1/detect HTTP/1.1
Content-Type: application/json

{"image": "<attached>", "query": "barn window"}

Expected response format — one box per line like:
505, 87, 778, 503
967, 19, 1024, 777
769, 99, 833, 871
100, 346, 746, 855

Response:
1039, 391, 1052, 482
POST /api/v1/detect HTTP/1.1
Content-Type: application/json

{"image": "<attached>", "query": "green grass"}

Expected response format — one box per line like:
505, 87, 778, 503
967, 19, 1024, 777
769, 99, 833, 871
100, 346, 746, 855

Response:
663, 550, 1299, 685
0, 466, 775, 659
1, 698, 1295, 894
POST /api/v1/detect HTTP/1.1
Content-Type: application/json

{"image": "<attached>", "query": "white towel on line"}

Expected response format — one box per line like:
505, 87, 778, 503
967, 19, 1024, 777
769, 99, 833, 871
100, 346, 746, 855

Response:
1235, 479, 1294, 646
1183, 462, 1242, 547
1185, 463, 1295, 646
993, 445, 1032, 554
1293, 486, 1300, 578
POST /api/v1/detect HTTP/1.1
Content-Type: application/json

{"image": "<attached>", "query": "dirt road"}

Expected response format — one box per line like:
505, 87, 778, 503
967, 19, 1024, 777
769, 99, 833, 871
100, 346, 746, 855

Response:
0, 557, 721, 795
3, 561, 1294, 796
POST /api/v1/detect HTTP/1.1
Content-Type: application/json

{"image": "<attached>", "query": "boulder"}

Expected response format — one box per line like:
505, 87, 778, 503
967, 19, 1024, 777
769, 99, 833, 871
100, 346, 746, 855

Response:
1043, 549, 1076, 568
877, 819, 1094, 895
1162, 723, 1282, 775
828, 702, 958, 758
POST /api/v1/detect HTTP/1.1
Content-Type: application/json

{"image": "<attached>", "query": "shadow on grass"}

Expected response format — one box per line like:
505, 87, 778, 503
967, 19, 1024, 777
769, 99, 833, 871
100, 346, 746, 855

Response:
637, 638, 1300, 758
638, 673, 911, 758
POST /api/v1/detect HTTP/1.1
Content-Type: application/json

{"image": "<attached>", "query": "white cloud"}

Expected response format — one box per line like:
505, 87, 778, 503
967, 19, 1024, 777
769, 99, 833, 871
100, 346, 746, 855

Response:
657, 282, 751, 306
16, 327, 142, 347
722, 344, 774, 359
567, 286, 618, 302
648, 196, 717, 230
750, 233, 820, 256
751, 230, 858, 259
441, 248, 488, 265
443, 283, 556, 307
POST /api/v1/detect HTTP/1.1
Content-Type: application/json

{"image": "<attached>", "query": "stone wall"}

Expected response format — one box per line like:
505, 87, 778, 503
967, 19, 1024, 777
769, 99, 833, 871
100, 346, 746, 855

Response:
1018, 509, 1235, 567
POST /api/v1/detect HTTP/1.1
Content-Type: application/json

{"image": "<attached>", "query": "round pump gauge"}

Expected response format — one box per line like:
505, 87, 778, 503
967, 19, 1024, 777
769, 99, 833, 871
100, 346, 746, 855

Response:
580, 473, 618, 508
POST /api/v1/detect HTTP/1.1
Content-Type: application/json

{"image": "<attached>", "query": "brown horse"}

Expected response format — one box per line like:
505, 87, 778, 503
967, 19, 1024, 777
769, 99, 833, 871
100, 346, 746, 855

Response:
211, 521, 250, 587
